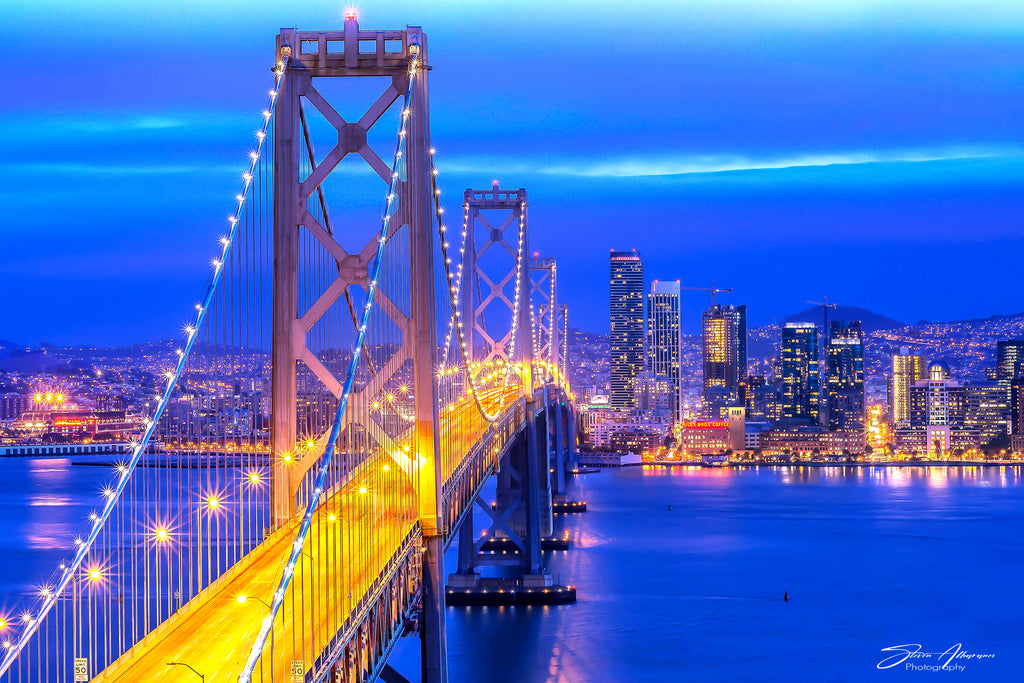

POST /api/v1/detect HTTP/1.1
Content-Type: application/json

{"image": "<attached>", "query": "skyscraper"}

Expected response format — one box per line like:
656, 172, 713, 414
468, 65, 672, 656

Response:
647, 280, 681, 423
996, 340, 1024, 384
827, 320, 865, 430
889, 347, 926, 425
781, 322, 819, 423
702, 304, 747, 399
609, 250, 644, 409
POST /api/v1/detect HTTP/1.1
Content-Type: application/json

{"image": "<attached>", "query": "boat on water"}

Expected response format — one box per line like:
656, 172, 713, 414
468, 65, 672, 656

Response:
701, 453, 729, 468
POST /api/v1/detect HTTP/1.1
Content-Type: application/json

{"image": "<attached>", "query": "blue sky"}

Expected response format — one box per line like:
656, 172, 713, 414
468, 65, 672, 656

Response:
2, 1, 1023, 344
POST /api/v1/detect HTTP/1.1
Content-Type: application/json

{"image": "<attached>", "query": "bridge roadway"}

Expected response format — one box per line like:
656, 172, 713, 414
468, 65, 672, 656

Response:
93, 385, 526, 683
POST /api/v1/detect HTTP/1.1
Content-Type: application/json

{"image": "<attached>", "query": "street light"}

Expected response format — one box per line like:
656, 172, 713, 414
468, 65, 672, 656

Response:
237, 594, 275, 681
236, 594, 271, 609
166, 661, 204, 681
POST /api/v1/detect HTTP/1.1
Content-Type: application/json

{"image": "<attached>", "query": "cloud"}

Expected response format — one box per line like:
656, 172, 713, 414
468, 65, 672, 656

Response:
440, 145, 1024, 179
0, 161, 235, 176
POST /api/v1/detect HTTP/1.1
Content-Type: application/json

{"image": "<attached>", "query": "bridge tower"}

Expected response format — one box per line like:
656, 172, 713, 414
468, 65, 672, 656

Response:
530, 256, 570, 498
557, 303, 580, 474
448, 183, 564, 591
531, 260, 582, 511
270, 18, 447, 682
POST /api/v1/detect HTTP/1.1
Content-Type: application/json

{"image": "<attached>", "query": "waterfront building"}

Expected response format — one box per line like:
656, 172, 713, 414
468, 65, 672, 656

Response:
579, 401, 620, 444
609, 429, 662, 454
676, 420, 730, 455
647, 280, 682, 424
727, 407, 746, 452
1012, 378, 1024, 453
826, 321, 865, 430
757, 426, 866, 455
702, 303, 747, 414
889, 347, 926, 425
964, 381, 1010, 446
781, 323, 819, 423
901, 362, 975, 455
864, 405, 889, 450
609, 250, 644, 409
588, 415, 667, 449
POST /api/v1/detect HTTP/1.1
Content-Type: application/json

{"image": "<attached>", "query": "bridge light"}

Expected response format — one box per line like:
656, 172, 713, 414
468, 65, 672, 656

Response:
282, 453, 293, 464
206, 496, 220, 510
382, 464, 390, 472
305, 439, 316, 450
88, 569, 102, 582
344, 7, 358, 21
45, 393, 53, 402
154, 528, 169, 542
249, 472, 261, 485
0, 618, 6, 629
328, 514, 337, 522
358, 486, 367, 494
236, 594, 248, 604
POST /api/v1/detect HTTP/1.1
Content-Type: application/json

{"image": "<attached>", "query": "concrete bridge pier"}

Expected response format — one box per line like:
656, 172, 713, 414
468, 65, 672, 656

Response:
446, 395, 575, 605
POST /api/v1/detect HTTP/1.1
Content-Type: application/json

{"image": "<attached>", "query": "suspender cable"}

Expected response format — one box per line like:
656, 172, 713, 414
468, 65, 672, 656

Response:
0, 55, 290, 678
238, 45, 420, 683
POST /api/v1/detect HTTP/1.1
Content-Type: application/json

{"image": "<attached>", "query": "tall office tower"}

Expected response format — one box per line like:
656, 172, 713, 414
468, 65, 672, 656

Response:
827, 321, 865, 430
781, 322, 819, 423
609, 250, 644, 409
647, 280, 682, 422
1012, 378, 1024, 435
997, 340, 1024, 384
702, 304, 747, 399
889, 347, 926, 425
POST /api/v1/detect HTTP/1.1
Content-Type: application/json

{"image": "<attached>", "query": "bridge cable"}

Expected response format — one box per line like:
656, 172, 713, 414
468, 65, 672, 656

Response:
0, 54, 291, 677
237, 45, 421, 683
428, 151, 529, 423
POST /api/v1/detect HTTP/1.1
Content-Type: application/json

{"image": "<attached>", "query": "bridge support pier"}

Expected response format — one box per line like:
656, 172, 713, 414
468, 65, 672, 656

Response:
446, 394, 576, 605
420, 535, 447, 683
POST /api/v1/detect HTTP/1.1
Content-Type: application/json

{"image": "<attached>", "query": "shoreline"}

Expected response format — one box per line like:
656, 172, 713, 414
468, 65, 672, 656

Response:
633, 460, 1023, 468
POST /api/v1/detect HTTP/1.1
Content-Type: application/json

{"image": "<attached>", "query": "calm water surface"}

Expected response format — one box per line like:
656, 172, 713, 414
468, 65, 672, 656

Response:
2, 460, 1021, 681
393, 464, 1024, 682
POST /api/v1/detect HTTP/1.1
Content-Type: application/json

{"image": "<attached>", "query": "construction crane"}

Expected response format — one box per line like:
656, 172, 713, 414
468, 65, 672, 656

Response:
681, 281, 732, 307
807, 297, 838, 341
807, 297, 838, 429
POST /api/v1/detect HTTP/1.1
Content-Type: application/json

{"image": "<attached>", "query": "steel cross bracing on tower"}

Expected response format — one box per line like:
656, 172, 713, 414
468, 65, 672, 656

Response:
0, 15, 578, 683
529, 256, 559, 373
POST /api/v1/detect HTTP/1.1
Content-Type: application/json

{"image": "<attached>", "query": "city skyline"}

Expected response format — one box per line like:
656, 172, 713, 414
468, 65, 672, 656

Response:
3, 1, 1024, 345
2, 5, 1023, 682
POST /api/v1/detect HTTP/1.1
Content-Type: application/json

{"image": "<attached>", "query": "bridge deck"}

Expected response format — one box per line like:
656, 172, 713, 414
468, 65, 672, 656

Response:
93, 386, 525, 682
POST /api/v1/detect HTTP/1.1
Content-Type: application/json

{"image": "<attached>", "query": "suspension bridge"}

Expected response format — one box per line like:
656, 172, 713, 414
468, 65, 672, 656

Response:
0, 16, 579, 683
